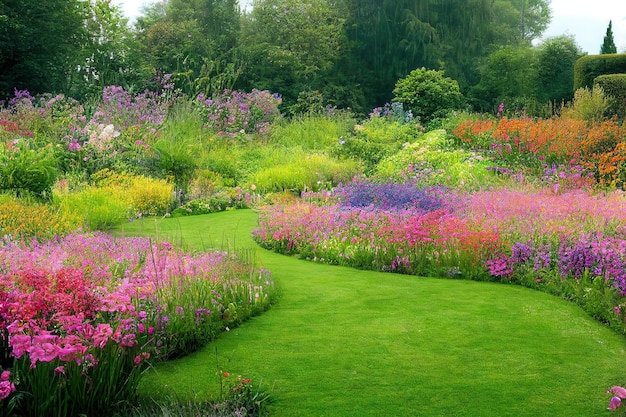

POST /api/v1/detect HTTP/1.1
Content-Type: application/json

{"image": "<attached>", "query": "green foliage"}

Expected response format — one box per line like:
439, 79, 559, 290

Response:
331, 116, 421, 175
0, 0, 87, 96
135, 0, 241, 97
600, 21, 618, 55
238, 0, 345, 107
535, 35, 584, 103
55, 185, 129, 230
392, 68, 465, 123
574, 53, 626, 90
249, 153, 358, 194
171, 190, 246, 217
288, 90, 326, 116
0, 141, 58, 199
71, 1, 143, 99
269, 114, 355, 150
561, 85, 610, 122
594, 73, 626, 119
471, 45, 538, 111
374, 129, 498, 189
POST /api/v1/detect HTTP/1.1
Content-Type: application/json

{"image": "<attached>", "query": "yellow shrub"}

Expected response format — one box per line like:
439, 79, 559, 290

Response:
90, 169, 174, 216
127, 176, 174, 216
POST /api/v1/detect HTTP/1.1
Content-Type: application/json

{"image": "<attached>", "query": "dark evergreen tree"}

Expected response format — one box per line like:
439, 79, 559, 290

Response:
0, 0, 88, 97
600, 21, 617, 55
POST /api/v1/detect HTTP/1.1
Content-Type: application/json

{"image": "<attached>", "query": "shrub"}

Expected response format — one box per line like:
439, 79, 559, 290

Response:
331, 114, 422, 175
594, 73, 626, 119
561, 86, 610, 122
392, 68, 465, 123
127, 176, 174, 217
171, 188, 246, 217
574, 53, 626, 90
375, 129, 498, 189
0, 139, 58, 199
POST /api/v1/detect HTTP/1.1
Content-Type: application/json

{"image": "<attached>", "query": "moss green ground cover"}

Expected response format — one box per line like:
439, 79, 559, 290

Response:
116, 210, 626, 417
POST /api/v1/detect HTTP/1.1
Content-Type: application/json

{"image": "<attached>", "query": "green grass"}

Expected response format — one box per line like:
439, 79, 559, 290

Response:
115, 210, 626, 416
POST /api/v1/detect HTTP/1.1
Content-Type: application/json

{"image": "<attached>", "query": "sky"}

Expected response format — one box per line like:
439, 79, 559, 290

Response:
112, 0, 626, 54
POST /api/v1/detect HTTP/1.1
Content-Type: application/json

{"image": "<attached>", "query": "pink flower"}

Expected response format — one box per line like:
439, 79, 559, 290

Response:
28, 342, 60, 367
611, 386, 626, 399
609, 396, 622, 410
54, 366, 65, 376
0, 380, 15, 400
92, 323, 113, 349
1, 371, 10, 381
10, 334, 31, 358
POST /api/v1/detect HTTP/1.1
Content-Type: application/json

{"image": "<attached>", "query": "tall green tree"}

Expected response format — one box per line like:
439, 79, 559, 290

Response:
600, 20, 617, 55
237, 0, 345, 105
0, 0, 88, 97
135, 0, 241, 96
70, 0, 144, 98
471, 45, 539, 110
335, 0, 551, 112
536, 35, 584, 104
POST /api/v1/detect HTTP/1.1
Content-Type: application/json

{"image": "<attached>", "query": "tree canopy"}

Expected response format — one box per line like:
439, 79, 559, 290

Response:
0, 0, 568, 116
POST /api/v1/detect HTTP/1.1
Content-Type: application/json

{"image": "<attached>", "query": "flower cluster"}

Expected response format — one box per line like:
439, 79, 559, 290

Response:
196, 89, 282, 136
336, 178, 446, 212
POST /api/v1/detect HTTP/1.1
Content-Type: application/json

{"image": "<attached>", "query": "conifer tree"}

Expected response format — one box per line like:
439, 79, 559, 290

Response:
600, 20, 617, 54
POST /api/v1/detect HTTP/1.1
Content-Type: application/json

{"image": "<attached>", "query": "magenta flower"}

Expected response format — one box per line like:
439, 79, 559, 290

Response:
92, 323, 113, 349
609, 396, 621, 410
611, 386, 626, 399
0, 380, 15, 400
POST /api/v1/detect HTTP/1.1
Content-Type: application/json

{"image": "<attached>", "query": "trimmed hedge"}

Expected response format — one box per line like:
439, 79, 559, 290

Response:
594, 73, 626, 118
574, 54, 626, 90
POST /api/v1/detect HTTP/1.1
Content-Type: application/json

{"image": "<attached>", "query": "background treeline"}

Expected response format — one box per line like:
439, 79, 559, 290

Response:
0, 0, 596, 116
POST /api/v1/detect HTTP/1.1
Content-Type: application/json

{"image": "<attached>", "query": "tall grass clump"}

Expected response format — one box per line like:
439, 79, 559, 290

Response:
270, 113, 355, 150
249, 153, 359, 194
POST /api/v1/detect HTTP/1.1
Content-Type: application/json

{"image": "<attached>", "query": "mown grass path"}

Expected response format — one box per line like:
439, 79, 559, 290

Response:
116, 210, 626, 416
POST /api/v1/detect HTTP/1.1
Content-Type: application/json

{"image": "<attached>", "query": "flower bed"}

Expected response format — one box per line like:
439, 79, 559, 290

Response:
0, 232, 276, 416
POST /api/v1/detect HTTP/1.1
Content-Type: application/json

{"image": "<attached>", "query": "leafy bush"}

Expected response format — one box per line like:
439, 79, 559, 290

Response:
375, 130, 498, 189
171, 188, 246, 217
0, 139, 58, 199
331, 115, 421, 175
127, 176, 174, 217
594, 73, 626, 119
573, 53, 626, 90
392, 68, 465, 123
561, 86, 609, 122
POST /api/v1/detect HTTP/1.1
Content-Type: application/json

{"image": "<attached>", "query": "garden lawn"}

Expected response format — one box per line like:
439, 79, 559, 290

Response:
116, 210, 626, 417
